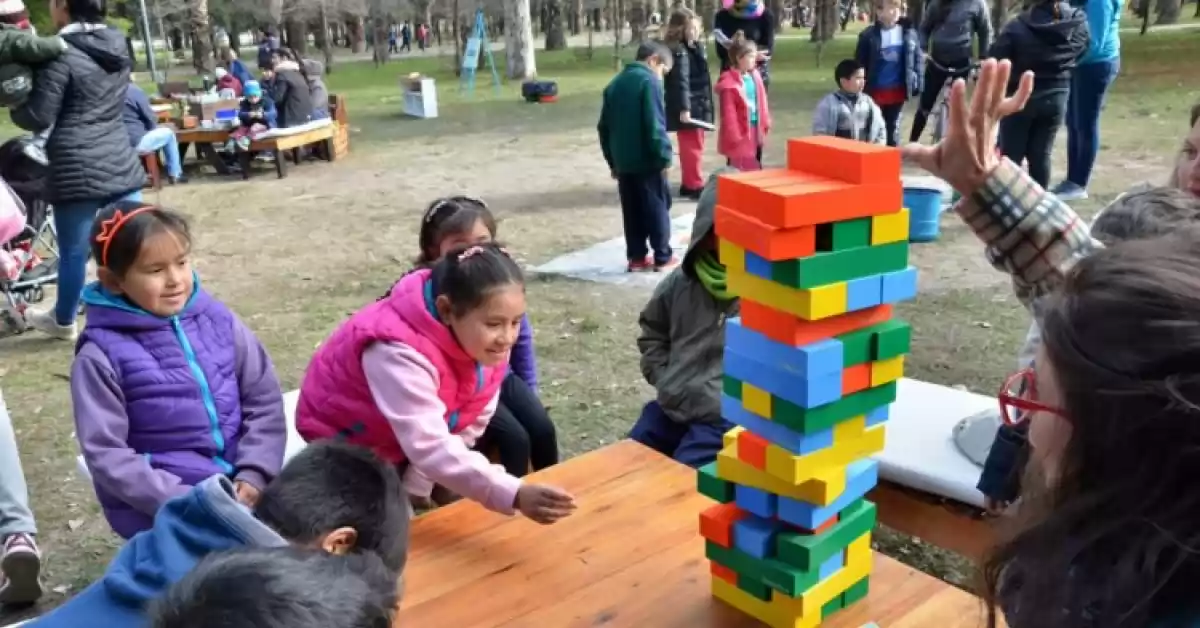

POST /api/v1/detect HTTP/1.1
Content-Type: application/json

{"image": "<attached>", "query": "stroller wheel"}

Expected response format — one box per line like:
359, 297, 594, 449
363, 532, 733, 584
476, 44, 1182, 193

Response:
30, 286, 44, 303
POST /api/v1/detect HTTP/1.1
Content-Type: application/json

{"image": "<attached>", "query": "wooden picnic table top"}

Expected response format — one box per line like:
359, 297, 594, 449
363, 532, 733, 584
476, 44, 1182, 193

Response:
174, 127, 232, 143
397, 440, 996, 627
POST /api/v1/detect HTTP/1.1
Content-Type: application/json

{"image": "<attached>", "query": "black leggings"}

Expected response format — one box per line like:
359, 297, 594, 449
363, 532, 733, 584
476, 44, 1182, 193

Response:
909, 61, 972, 143
998, 89, 1069, 188
478, 374, 559, 476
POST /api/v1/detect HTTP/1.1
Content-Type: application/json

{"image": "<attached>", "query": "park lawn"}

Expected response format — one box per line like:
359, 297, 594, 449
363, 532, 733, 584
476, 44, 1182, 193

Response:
0, 26, 1197, 623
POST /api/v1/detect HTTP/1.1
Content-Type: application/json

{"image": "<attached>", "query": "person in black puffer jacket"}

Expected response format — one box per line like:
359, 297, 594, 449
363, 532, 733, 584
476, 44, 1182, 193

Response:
11, 0, 145, 341
662, 8, 714, 201
263, 50, 313, 129
909, 0, 992, 142
990, 0, 1089, 187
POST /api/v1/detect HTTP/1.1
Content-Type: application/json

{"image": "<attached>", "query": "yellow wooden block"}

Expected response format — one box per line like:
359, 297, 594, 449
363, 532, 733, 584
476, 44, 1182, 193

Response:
870, 355, 905, 387
870, 208, 910, 245
764, 420, 885, 485
713, 577, 824, 628
742, 382, 774, 418
723, 426, 744, 449
720, 239, 746, 273
728, 268, 849, 321
716, 446, 847, 506
771, 533, 874, 618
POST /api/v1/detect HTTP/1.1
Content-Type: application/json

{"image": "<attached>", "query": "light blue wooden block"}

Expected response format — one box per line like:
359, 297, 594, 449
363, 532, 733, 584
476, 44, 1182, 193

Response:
880, 266, 918, 304
777, 459, 879, 530
726, 317, 844, 378
720, 395, 836, 454
735, 483, 778, 519
724, 349, 843, 409
845, 274, 883, 311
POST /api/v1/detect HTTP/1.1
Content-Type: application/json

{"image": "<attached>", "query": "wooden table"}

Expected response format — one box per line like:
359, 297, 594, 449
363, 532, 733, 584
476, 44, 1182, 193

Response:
398, 440, 995, 627
175, 127, 233, 175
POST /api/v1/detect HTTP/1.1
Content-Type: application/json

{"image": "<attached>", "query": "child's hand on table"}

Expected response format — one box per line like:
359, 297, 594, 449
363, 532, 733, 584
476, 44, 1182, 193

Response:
234, 480, 262, 507
515, 483, 577, 525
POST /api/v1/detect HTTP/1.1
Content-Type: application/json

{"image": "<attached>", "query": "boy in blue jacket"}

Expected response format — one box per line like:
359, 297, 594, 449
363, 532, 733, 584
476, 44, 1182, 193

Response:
854, 0, 922, 147
26, 442, 409, 627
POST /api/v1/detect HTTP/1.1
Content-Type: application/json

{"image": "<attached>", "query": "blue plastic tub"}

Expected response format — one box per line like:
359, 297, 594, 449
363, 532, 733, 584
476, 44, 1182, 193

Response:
904, 187, 944, 243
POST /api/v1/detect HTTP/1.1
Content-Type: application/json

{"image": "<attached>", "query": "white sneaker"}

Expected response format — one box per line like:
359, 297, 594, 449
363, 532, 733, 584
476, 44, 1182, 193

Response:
0, 533, 43, 606
24, 308, 77, 341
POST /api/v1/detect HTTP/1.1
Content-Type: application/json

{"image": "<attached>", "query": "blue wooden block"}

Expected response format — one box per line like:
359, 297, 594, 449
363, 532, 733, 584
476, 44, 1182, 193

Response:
736, 484, 778, 519
733, 515, 779, 559
818, 550, 845, 580
845, 275, 883, 311
880, 266, 918, 304
724, 349, 843, 409
726, 318, 844, 377
721, 395, 835, 454
745, 249, 775, 280
777, 459, 879, 530
865, 404, 890, 427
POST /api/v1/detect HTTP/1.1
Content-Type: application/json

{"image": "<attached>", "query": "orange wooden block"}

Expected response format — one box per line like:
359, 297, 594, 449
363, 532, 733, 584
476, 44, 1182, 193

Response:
699, 502, 747, 548
720, 176, 902, 228
736, 429, 770, 470
711, 561, 739, 585
715, 205, 816, 261
718, 168, 793, 184
788, 514, 839, 536
740, 301, 895, 346
787, 136, 903, 184
842, 363, 872, 396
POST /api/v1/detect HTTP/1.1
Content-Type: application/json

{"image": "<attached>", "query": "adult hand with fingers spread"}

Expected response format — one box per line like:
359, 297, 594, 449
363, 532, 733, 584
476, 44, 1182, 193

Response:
902, 59, 1035, 198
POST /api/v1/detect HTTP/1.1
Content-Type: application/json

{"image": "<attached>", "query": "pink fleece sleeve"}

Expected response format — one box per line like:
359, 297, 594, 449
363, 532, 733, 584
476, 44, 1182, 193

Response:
362, 342, 521, 515
402, 395, 499, 499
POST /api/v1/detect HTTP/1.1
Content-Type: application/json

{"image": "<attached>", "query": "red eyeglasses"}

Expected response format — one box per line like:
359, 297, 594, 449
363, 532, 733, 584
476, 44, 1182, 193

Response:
997, 368, 1067, 426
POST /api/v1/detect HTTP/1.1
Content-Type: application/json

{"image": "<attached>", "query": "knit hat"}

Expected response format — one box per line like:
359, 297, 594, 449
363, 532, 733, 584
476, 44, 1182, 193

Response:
214, 67, 228, 79
0, 0, 25, 16
243, 80, 262, 98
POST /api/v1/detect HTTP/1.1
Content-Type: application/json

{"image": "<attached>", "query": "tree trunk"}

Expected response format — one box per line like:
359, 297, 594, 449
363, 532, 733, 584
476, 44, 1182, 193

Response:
811, 0, 836, 65
990, 0, 1005, 40
768, 0, 784, 27
1155, 0, 1181, 23
453, 0, 462, 75
348, 17, 365, 52
570, 0, 582, 33
628, 0, 645, 41
285, 18, 307, 53
317, 4, 333, 71
545, 0, 567, 48
694, 0, 713, 27
505, 0, 537, 78
188, 0, 214, 74
611, 0, 623, 68
371, 0, 390, 64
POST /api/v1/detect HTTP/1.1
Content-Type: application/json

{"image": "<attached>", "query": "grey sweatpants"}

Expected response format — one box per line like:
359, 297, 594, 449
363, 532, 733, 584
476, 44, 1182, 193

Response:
0, 388, 36, 537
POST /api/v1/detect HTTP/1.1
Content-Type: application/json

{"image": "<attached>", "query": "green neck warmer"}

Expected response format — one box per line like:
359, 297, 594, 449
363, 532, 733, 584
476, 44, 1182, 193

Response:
695, 251, 732, 301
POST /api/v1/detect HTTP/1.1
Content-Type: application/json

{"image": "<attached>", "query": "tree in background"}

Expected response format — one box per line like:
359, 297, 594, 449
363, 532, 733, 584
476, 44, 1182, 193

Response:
505, 0, 536, 78
545, 0, 565, 48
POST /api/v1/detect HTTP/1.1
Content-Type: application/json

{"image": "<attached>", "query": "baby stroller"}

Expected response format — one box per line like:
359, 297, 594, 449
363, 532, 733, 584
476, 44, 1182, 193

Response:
0, 136, 57, 336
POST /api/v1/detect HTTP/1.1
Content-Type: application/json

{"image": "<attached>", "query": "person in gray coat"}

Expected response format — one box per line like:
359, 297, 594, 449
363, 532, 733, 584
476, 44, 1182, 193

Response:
909, 0, 992, 142
11, 0, 145, 341
630, 169, 739, 467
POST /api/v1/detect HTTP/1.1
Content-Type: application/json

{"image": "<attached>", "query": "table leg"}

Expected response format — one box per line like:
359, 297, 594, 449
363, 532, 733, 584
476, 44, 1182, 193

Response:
238, 151, 251, 181
275, 152, 287, 179
197, 143, 231, 176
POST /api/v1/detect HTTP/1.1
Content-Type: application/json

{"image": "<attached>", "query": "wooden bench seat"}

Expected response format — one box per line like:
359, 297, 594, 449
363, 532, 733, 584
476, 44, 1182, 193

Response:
240, 124, 337, 179
868, 480, 998, 562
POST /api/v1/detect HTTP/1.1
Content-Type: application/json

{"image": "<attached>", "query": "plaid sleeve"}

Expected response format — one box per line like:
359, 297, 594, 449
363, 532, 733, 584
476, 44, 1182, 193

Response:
954, 158, 1102, 310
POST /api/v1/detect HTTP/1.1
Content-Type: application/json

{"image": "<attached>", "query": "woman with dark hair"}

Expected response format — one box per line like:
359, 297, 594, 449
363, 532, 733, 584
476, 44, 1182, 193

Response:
712, 0, 774, 89
11, 0, 144, 341
1168, 102, 1199, 197
262, 47, 313, 128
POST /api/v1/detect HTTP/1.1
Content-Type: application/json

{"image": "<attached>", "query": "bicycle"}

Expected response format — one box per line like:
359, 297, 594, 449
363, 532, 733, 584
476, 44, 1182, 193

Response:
925, 58, 982, 145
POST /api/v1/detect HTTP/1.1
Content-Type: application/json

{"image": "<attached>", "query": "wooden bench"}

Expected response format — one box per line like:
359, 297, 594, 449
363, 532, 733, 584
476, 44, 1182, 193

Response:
239, 124, 336, 180
869, 480, 998, 562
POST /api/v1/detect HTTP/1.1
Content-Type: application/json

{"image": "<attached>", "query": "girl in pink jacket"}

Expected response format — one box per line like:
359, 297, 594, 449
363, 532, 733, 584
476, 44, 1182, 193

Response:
716, 31, 771, 171
296, 243, 575, 524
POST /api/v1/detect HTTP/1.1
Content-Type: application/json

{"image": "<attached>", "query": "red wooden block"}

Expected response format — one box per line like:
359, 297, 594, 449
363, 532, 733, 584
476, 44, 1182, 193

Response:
740, 301, 895, 347
785, 514, 839, 536
700, 502, 747, 548
787, 136, 902, 184
711, 561, 739, 584
736, 429, 770, 470
715, 205, 816, 261
841, 363, 872, 396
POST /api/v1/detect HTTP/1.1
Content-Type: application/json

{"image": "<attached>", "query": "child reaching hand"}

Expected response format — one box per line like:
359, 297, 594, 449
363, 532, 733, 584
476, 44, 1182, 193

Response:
716, 31, 770, 171
72, 202, 286, 539
297, 243, 576, 525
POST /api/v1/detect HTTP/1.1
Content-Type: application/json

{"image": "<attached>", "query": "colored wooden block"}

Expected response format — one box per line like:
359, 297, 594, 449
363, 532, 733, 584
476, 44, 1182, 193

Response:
739, 572, 774, 601
724, 426, 742, 449
871, 319, 912, 360
842, 576, 870, 606
725, 375, 899, 435
764, 419, 884, 486
698, 461, 736, 503
821, 591, 846, 617
720, 173, 903, 229
728, 269, 848, 321
734, 514, 782, 558
716, 205, 817, 261
713, 576, 824, 628
845, 275, 883, 311
841, 363, 871, 396
736, 484, 778, 518
741, 301, 894, 347
777, 460, 878, 530
707, 540, 833, 601
870, 356, 904, 387
788, 514, 838, 535
718, 168, 793, 185
718, 171, 824, 209
770, 242, 910, 290
711, 561, 739, 585
737, 429, 770, 470
724, 348, 843, 409
816, 217, 872, 252
817, 550, 845, 580
721, 394, 836, 456
720, 238, 747, 274
777, 499, 877, 572
769, 533, 874, 618
836, 325, 876, 367
870, 209, 910, 245
745, 249, 775, 281
865, 404, 889, 427
716, 444, 846, 506
700, 502, 746, 548
724, 375, 743, 400
726, 318, 844, 377
880, 266, 918, 304
742, 382, 774, 420
787, 136, 902, 185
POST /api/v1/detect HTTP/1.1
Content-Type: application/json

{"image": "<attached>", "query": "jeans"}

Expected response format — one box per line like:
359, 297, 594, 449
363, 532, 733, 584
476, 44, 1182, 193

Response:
477, 374, 559, 476
909, 60, 971, 143
676, 128, 706, 191
0, 389, 36, 537
879, 103, 904, 147
136, 127, 182, 178
1065, 59, 1120, 189
616, 171, 673, 264
999, 89, 1069, 188
53, 189, 143, 325
629, 401, 734, 468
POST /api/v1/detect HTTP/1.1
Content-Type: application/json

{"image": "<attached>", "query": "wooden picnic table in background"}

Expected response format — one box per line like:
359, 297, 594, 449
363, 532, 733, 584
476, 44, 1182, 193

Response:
398, 440, 998, 627
174, 127, 233, 176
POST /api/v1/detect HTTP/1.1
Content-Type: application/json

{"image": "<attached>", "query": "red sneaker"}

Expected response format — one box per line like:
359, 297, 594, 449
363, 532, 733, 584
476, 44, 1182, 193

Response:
627, 257, 653, 272
653, 256, 680, 272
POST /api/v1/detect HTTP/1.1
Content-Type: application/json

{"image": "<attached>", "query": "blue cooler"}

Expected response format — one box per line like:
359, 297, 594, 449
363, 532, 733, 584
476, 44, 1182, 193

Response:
904, 187, 943, 243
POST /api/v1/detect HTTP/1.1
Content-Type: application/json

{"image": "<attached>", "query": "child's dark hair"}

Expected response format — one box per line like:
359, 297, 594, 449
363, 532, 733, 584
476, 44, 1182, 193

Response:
254, 442, 409, 574
429, 242, 524, 317
835, 59, 862, 85
416, 196, 497, 267
1089, 187, 1200, 246
90, 201, 191, 276
636, 40, 673, 69
148, 548, 398, 628
728, 30, 757, 63
982, 228, 1200, 627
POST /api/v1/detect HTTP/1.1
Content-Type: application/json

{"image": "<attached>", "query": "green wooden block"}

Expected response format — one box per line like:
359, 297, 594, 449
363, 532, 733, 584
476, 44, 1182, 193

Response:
698, 462, 735, 503
821, 592, 846, 617
771, 382, 898, 434
723, 374, 742, 400
738, 572, 774, 601
837, 325, 879, 368
872, 320, 912, 360
776, 499, 877, 571
842, 576, 870, 606
706, 541, 823, 598
771, 242, 910, 289
815, 218, 872, 252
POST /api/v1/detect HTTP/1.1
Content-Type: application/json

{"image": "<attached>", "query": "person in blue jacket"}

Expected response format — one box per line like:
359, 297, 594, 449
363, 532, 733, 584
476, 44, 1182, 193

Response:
1050, 0, 1122, 201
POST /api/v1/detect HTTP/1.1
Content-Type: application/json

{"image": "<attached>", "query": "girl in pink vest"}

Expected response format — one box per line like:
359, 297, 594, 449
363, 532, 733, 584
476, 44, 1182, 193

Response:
296, 243, 576, 524
716, 31, 771, 171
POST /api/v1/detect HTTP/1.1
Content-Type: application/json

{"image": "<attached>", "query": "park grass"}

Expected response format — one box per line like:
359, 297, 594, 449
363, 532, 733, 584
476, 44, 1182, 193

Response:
0, 25, 1197, 622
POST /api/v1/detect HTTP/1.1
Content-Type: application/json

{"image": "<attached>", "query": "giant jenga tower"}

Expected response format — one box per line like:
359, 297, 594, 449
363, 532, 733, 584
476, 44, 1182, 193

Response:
696, 136, 916, 627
